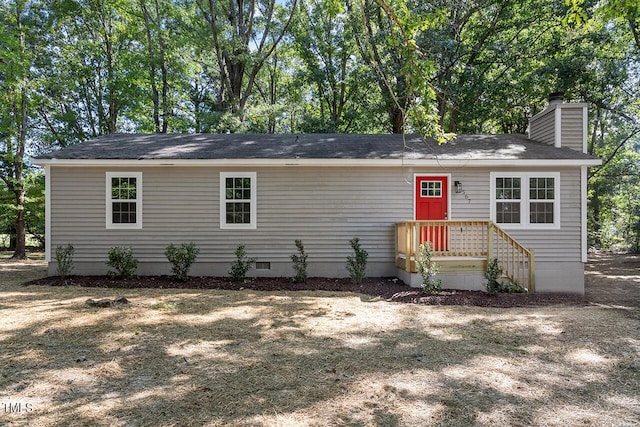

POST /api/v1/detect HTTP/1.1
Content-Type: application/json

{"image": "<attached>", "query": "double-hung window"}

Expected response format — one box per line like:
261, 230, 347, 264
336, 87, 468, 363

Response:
495, 177, 521, 224
220, 172, 257, 229
529, 177, 557, 224
106, 172, 142, 229
491, 172, 559, 229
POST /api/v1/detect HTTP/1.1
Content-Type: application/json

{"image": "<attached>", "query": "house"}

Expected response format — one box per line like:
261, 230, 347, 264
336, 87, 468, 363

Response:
34, 96, 601, 294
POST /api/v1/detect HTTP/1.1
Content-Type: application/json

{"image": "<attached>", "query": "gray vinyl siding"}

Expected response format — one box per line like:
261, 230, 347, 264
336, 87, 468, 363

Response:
449, 168, 581, 263
529, 109, 555, 145
560, 107, 585, 152
529, 105, 585, 153
499, 169, 582, 263
48, 165, 583, 275
449, 168, 490, 219
50, 166, 414, 269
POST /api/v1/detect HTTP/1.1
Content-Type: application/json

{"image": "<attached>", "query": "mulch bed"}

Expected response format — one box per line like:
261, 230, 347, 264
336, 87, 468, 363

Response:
24, 276, 585, 307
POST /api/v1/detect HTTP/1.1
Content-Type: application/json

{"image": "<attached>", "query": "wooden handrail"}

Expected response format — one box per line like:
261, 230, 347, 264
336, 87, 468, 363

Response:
488, 221, 535, 293
395, 220, 535, 292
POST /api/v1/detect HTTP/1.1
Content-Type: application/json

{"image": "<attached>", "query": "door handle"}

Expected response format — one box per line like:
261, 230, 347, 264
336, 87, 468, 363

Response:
444, 212, 448, 220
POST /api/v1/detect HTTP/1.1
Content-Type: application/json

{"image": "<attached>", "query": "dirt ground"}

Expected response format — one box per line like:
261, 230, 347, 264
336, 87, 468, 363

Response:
585, 252, 640, 307
1, 253, 639, 426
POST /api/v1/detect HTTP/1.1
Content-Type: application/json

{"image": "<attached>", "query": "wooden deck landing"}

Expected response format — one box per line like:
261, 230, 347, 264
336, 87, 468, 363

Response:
395, 220, 535, 292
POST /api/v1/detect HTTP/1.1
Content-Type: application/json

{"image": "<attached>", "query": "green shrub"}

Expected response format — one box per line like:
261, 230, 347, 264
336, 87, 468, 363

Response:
484, 258, 526, 293
106, 246, 138, 278
290, 239, 308, 283
55, 244, 75, 278
484, 258, 502, 294
164, 242, 200, 281
499, 279, 526, 293
346, 237, 368, 284
417, 242, 442, 292
228, 244, 255, 282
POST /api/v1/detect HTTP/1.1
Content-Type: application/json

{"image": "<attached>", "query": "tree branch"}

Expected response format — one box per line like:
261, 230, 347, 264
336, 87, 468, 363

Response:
589, 127, 640, 181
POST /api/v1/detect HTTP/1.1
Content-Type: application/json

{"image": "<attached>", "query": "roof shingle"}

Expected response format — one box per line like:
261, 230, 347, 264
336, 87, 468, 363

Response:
35, 133, 599, 162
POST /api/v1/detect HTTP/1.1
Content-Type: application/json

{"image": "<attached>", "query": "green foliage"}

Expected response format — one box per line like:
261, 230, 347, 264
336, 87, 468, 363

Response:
589, 129, 640, 252
196, 0, 297, 118
290, 239, 308, 283
228, 244, 256, 282
499, 280, 527, 294
164, 242, 200, 281
290, 0, 375, 133
416, 242, 442, 293
484, 258, 526, 293
55, 244, 75, 279
106, 246, 138, 278
24, 172, 46, 247
346, 237, 368, 284
563, 0, 589, 26
0, 183, 13, 247
0, 171, 45, 249
350, 0, 443, 134
484, 258, 503, 294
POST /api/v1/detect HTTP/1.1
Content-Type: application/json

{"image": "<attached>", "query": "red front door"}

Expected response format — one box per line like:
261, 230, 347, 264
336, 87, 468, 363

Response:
415, 176, 449, 251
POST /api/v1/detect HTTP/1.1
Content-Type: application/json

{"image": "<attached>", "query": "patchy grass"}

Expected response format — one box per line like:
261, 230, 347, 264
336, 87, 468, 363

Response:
149, 301, 179, 311
0, 254, 639, 426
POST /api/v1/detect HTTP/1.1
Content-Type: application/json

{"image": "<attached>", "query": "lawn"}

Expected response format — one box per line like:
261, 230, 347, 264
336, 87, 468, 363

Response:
1, 253, 638, 426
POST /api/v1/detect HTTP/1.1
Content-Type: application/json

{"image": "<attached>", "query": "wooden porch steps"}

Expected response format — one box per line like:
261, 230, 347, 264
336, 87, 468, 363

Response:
395, 220, 536, 292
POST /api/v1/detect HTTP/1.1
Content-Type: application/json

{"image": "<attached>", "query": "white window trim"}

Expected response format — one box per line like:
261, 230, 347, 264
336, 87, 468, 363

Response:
490, 172, 560, 230
106, 172, 143, 230
420, 180, 442, 198
220, 172, 257, 230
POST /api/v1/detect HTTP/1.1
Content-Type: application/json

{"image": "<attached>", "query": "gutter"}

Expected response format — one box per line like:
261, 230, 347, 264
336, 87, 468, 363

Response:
33, 158, 603, 168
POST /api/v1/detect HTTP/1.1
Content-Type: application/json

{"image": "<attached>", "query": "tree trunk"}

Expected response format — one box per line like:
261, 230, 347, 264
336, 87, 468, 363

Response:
9, 224, 17, 251
268, 55, 277, 134
590, 181, 602, 248
587, 107, 605, 249
100, 9, 118, 134
199, 0, 296, 120
140, 0, 160, 132
11, 0, 28, 260
390, 107, 404, 134
12, 86, 28, 260
155, 0, 170, 133
12, 186, 26, 259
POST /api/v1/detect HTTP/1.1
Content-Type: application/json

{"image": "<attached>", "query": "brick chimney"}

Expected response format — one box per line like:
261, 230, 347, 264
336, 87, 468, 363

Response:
529, 93, 588, 153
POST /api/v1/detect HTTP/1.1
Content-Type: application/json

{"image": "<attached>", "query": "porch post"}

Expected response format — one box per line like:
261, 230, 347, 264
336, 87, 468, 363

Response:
528, 249, 536, 293
405, 222, 412, 272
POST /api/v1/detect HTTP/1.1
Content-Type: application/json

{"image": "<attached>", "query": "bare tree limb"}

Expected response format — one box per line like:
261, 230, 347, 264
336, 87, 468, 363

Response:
589, 127, 640, 181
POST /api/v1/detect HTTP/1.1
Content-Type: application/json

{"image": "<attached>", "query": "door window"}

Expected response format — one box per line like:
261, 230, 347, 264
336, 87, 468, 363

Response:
421, 181, 442, 197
